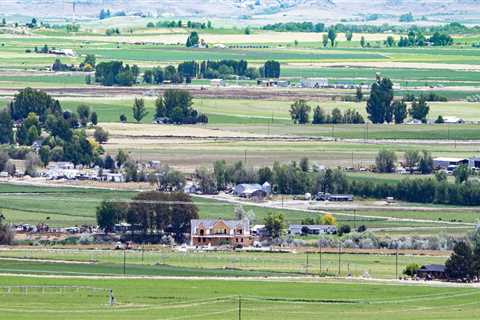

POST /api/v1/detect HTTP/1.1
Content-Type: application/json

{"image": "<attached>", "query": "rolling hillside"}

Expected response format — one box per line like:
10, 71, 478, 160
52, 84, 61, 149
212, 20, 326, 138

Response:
1, 0, 480, 25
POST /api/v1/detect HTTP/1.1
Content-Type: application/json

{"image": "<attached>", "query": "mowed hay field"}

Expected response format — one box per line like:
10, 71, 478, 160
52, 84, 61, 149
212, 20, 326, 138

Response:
0, 275, 479, 320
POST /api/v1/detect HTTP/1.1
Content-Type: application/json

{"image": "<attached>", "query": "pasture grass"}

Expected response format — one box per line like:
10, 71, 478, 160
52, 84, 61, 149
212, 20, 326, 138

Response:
1, 275, 479, 320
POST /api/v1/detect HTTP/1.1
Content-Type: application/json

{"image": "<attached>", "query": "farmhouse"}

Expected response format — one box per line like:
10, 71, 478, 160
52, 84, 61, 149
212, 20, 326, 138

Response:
433, 157, 468, 170
288, 224, 337, 235
190, 219, 253, 247
416, 264, 446, 280
300, 78, 328, 88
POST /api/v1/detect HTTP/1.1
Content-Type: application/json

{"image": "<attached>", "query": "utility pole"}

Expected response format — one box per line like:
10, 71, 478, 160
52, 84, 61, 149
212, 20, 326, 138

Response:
123, 249, 126, 275
244, 150, 247, 164
319, 246, 322, 275
305, 252, 309, 275
238, 295, 242, 320
353, 209, 356, 229
338, 243, 342, 276
141, 246, 144, 265
395, 244, 399, 280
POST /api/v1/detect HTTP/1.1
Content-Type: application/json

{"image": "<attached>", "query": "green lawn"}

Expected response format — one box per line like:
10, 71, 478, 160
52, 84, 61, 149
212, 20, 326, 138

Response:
0, 275, 478, 320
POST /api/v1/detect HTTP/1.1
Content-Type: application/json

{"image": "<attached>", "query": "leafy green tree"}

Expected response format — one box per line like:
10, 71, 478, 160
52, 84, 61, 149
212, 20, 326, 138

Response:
39, 146, 50, 165
409, 96, 429, 123
0, 152, 9, 172
263, 60, 281, 78
132, 98, 148, 123
327, 28, 337, 47
418, 150, 434, 174
149, 165, 186, 192
83, 54, 96, 68
143, 70, 153, 84
404, 150, 419, 173
116, 150, 129, 168
171, 107, 184, 124
385, 36, 396, 47
96, 201, 126, 233
0, 109, 14, 144
312, 106, 326, 124
264, 213, 286, 239
17, 112, 41, 145
345, 30, 353, 41
290, 100, 311, 124
322, 34, 329, 47
194, 167, 217, 194
393, 100, 407, 124
77, 104, 90, 127
186, 31, 200, 47
355, 87, 363, 102
331, 108, 343, 124
375, 149, 397, 173
90, 112, 98, 125
445, 241, 474, 280
473, 242, 480, 279
366, 76, 394, 124
403, 263, 420, 276
0, 213, 14, 245
453, 164, 472, 184
93, 127, 109, 144
360, 36, 366, 48
10, 87, 61, 123
25, 151, 42, 176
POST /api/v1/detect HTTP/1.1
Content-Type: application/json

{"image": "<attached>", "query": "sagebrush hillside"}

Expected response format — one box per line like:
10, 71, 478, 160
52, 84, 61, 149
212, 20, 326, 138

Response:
2, 0, 480, 24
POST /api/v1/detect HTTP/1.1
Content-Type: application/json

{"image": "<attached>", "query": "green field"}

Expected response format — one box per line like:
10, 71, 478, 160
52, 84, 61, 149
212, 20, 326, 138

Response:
0, 183, 475, 236
0, 275, 479, 320
0, 248, 448, 278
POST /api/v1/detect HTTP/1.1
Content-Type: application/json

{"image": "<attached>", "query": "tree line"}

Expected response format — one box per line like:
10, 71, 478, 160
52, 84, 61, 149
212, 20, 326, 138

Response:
93, 59, 282, 87
290, 100, 365, 125
189, 154, 480, 206
96, 192, 198, 242
0, 88, 108, 171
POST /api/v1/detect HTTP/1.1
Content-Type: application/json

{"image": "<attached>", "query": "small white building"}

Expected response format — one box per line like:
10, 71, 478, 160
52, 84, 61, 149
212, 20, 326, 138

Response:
210, 79, 226, 87
443, 117, 465, 124
300, 78, 328, 88
104, 173, 125, 183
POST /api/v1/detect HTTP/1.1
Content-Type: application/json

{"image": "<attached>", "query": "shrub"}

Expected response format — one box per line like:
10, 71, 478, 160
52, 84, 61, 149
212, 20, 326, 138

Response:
338, 224, 351, 236
403, 263, 420, 276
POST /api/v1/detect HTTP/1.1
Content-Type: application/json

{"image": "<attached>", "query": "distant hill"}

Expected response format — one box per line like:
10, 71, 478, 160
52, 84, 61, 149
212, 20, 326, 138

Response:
2, 0, 480, 25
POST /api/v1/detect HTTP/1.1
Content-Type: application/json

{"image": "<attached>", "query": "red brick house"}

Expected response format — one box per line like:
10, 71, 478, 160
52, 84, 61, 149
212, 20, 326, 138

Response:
190, 219, 253, 247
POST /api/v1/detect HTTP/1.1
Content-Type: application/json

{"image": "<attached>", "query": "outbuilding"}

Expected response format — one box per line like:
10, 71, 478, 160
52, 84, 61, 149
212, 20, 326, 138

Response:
416, 264, 446, 280
433, 157, 468, 170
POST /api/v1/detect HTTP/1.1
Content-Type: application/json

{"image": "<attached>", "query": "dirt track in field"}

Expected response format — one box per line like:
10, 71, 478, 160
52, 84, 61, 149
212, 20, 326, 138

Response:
0, 86, 349, 100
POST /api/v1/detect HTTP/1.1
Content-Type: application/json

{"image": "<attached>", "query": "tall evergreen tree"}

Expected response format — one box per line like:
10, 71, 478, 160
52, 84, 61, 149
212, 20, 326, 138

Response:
445, 241, 474, 280
132, 98, 148, 123
366, 76, 394, 124
0, 109, 14, 144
